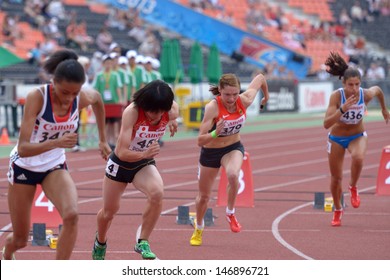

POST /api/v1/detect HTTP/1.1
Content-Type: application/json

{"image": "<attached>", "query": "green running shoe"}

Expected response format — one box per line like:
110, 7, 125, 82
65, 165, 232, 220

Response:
92, 238, 107, 260
134, 240, 156, 260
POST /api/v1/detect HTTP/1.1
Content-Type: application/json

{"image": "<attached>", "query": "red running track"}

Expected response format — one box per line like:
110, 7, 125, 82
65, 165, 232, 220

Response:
0, 121, 389, 260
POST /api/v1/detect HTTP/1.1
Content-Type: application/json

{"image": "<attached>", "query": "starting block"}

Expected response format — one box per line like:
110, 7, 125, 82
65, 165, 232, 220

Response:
185, 208, 214, 227
49, 237, 58, 250
313, 192, 325, 209
176, 206, 190, 225
32, 223, 49, 246
314, 192, 345, 211
32, 223, 61, 248
204, 208, 214, 226
324, 197, 333, 212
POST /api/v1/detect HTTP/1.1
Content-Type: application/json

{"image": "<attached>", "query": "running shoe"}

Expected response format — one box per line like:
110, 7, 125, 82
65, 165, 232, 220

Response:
92, 236, 107, 260
190, 228, 203, 246
349, 186, 360, 208
226, 214, 242, 232
331, 209, 343, 227
134, 240, 156, 260
1, 246, 15, 260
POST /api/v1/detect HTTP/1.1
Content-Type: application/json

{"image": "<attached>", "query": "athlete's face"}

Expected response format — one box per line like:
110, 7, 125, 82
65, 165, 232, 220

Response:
53, 80, 82, 107
343, 76, 361, 96
219, 85, 240, 107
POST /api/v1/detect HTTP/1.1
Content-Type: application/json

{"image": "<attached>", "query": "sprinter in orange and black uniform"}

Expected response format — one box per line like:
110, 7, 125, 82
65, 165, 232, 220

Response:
190, 73, 269, 246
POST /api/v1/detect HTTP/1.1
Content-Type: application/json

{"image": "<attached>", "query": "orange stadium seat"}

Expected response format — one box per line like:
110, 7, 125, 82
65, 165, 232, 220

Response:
63, 0, 88, 6
88, 3, 109, 14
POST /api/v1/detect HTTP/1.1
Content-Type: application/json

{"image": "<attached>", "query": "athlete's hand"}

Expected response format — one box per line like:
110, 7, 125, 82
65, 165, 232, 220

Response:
168, 120, 178, 137
215, 118, 225, 135
342, 94, 357, 111
143, 141, 160, 159
58, 133, 78, 148
99, 141, 112, 160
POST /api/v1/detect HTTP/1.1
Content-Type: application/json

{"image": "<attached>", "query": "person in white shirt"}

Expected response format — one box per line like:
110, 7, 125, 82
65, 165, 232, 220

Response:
2, 49, 111, 260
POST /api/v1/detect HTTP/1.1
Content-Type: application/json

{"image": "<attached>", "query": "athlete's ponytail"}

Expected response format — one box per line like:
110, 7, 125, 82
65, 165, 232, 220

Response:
44, 49, 85, 84
325, 51, 361, 81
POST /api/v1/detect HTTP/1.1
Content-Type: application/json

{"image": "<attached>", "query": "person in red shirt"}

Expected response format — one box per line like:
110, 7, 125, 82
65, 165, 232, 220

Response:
92, 80, 179, 260
190, 73, 269, 246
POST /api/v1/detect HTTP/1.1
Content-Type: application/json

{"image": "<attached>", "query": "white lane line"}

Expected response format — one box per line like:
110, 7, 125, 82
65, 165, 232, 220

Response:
271, 186, 376, 260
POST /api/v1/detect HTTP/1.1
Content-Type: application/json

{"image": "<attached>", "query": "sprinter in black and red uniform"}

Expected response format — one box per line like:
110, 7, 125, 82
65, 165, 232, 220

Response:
190, 73, 269, 246
92, 80, 179, 260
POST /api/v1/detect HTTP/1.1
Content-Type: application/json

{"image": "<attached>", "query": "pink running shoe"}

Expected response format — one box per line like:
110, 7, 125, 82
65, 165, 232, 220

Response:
226, 214, 242, 232
349, 186, 360, 208
331, 209, 343, 227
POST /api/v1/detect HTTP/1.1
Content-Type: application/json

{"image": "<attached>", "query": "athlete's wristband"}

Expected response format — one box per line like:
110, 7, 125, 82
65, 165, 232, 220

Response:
339, 107, 345, 114
210, 130, 218, 138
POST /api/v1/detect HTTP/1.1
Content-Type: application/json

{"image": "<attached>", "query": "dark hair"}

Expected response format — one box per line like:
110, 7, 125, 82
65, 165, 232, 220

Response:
43, 49, 85, 84
324, 51, 361, 81
209, 73, 241, 96
132, 80, 174, 112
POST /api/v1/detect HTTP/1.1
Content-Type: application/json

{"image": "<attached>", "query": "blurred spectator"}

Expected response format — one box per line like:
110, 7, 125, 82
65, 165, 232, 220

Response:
138, 29, 161, 58
75, 20, 94, 51
354, 36, 366, 52
24, 0, 45, 28
127, 50, 147, 91
118, 56, 136, 104
128, 21, 146, 43
42, 17, 65, 44
109, 42, 124, 56
207, 0, 224, 10
78, 56, 92, 88
143, 57, 155, 83
89, 51, 103, 82
107, 7, 127, 30
281, 25, 305, 50
96, 26, 113, 54
40, 34, 58, 57
262, 61, 279, 80
350, 1, 374, 22
110, 52, 129, 106
66, 19, 93, 51
381, 0, 390, 15
366, 0, 381, 17
366, 61, 386, 80
2, 14, 22, 45
151, 58, 162, 80
317, 64, 331, 80
189, 0, 205, 12
28, 42, 43, 66
350, 1, 365, 21
46, 0, 66, 20
92, 54, 123, 148
339, 8, 352, 27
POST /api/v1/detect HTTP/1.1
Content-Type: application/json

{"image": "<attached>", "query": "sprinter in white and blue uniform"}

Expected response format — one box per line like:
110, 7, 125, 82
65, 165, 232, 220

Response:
323, 52, 389, 227
2, 49, 111, 260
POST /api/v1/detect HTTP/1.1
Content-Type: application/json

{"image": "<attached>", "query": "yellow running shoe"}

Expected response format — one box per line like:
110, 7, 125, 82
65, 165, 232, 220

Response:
190, 228, 203, 246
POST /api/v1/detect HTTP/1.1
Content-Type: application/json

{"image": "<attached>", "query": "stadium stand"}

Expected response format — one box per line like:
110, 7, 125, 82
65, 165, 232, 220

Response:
0, 0, 388, 82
